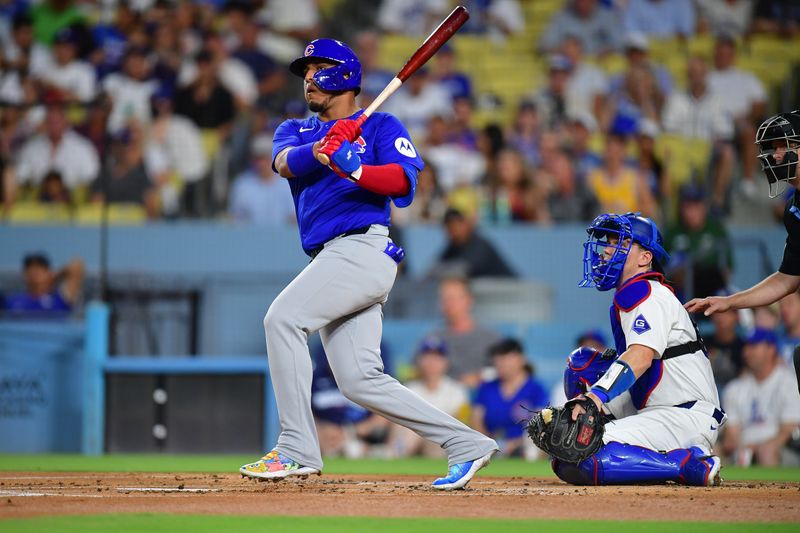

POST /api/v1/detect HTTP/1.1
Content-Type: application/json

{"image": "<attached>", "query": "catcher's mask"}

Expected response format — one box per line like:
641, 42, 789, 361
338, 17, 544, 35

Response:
755, 110, 800, 198
580, 212, 669, 292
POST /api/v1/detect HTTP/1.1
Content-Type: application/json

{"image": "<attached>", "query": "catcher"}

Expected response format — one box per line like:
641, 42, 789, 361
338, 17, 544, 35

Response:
528, 212, 725, 486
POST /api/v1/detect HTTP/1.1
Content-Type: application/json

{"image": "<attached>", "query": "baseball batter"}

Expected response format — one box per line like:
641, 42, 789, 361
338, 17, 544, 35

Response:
686, 110, 800, 389
552, 213, 725, 486
239, 39, 497, 490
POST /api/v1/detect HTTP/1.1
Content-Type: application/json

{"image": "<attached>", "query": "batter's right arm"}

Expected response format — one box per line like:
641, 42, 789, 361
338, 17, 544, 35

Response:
274, 143, 324, 178
685, 271, 800, 316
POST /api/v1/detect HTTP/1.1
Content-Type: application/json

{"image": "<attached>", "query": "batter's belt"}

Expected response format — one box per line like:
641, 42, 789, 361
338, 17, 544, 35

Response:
309, 225, 373, 259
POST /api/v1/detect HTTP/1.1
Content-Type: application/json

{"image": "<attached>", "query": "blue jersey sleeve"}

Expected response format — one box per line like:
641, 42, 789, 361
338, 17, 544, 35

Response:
271, 119, 302, 172
371, 113, 424, 208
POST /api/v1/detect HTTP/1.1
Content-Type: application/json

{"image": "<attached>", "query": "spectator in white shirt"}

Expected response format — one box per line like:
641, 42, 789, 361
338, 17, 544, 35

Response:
227, 134, 295, 226
663, 56, 735, 210
560, 35, 608, 121
707, 34, 767, 196
695, 0, 754, 38
15, 104, 99, 190
145, 90, 208, 217
103, 47, 158, 134
35, 27, 96, 103
721, 328, 800, 466
388, 336, 470, 458
4, 14, 52, 78
383, 68, 452, 141
178, 33, 257, 110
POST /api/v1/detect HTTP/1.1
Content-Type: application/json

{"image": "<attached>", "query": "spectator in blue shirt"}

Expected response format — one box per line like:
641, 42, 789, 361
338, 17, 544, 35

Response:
432, 44, 473, 101
623, 0, 696, 40
472, 338, 549, 457
227, 134, 295, 226
3, 253, 84, 316
540, 0, 623, 56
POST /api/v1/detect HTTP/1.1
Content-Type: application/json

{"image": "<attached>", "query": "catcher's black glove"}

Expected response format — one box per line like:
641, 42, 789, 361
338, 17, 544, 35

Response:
526, 396, 605, 464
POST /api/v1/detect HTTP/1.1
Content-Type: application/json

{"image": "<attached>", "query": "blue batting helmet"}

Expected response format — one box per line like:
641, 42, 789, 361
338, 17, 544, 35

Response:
563, 346, 617, 400
289, 39, 362, 94
579, 212, 670, 291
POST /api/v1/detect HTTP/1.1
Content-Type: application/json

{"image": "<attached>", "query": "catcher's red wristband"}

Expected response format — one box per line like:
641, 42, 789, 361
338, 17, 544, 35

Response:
354, 163, 410, 196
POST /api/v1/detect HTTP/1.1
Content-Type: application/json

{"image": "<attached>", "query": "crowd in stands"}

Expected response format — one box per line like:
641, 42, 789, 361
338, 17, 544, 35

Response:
0, 0, 796, 227
1, 0, 799, 465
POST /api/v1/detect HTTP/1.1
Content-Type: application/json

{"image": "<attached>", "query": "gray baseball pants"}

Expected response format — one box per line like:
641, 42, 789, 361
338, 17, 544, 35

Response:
264, 224, 497, 470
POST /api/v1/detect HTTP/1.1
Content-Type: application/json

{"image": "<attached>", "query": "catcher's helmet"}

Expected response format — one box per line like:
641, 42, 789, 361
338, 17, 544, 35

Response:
289, 39, 361, 94
563, 346, 617, 400
755, 110, 800, 198
580, 212, 669, 291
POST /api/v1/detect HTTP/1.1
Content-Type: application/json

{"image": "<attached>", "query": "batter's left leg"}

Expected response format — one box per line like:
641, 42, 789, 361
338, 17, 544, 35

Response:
321, 303, 498, 467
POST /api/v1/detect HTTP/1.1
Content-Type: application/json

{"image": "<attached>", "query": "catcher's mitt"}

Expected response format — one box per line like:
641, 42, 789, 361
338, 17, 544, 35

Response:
526, 397, 605, 463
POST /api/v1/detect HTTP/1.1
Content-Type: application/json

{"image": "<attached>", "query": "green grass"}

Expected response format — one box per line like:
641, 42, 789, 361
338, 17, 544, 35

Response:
0, 515, 796, 533
0, 454, 798, 481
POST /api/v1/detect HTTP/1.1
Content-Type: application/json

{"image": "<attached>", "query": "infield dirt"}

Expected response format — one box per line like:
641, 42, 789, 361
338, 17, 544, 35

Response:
1, 472, 799, 522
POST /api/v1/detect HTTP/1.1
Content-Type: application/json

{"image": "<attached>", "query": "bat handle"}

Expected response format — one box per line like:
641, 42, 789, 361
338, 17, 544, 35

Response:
315, 113, 370, 165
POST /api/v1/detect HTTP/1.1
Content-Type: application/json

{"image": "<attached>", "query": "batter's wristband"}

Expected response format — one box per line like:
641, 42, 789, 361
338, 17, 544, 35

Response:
286, 142, 321, 176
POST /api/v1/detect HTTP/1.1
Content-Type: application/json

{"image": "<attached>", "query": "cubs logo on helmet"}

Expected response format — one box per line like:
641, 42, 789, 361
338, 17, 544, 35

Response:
289, 38, 362, 94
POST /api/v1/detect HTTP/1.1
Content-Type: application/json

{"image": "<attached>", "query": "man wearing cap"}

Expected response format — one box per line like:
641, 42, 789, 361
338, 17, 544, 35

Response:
532, 54, 573, 131
706, 34, 766, 196
228, 134, 295, 225
388, 336, 470, 458
3, 254, 84, 316
664, 183, 733, 299
623, 0, 695, 40
540, 0, 622, 56
662, 56, 735, 211
721, 329, 800, 466
35, 27, 96, 103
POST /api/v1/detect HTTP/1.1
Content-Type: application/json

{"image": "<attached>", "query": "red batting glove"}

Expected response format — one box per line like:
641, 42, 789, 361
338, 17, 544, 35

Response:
327, 119, 362, 142
318, 135, 350, 178
319, 134, 344, 158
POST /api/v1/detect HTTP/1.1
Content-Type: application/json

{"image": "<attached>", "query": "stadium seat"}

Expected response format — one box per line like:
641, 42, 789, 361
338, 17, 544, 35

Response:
654, 134, 711, 188
75, 203, 147, 225
8, 202, 73, 224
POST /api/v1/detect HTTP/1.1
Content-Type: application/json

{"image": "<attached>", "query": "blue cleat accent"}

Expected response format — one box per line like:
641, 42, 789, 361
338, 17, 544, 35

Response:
431, 451, 496, 490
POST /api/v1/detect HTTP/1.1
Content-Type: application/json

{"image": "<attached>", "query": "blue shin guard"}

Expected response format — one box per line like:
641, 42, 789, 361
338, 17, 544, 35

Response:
552, 443, 718, 486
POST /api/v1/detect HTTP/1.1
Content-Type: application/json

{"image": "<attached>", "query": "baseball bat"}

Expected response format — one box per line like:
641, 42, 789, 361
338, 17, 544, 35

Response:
317, 5, 470, 165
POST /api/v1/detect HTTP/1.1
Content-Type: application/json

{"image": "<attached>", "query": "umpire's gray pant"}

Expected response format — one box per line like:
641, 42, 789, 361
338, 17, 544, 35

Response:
263, 225, 497, 470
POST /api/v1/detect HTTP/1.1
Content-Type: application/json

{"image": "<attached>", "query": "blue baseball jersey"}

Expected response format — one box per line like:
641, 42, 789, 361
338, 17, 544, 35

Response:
474, 376, 549, 439
4, 290, 71, 315
272, 110, 424, 255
